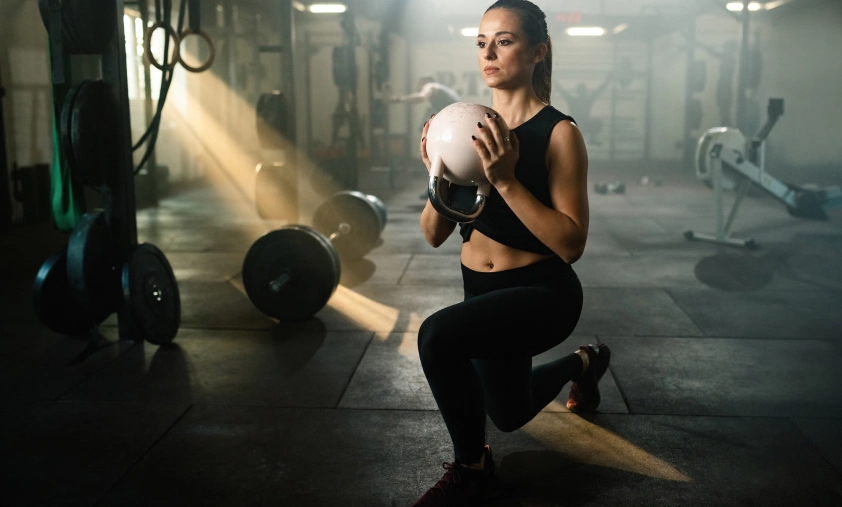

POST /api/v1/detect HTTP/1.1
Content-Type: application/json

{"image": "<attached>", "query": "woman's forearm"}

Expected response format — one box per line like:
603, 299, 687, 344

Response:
420, 200, 457, 247
496, 181, 586, 263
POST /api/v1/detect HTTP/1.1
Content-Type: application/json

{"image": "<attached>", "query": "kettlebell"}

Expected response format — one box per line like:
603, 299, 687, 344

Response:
425, 102, 494, 223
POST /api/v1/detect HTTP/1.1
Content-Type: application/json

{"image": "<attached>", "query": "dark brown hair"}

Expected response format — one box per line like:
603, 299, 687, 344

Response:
485, 0, 552, 104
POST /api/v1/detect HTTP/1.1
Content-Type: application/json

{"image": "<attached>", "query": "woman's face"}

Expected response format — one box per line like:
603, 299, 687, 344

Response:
476, 8, 542, 91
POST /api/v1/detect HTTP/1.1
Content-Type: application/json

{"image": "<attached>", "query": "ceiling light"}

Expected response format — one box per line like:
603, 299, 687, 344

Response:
726, 2, 763, 11
763, 0, 791, 9
309, 3, 347, 13
567, 27, 606, 37
461, 27, 479, 37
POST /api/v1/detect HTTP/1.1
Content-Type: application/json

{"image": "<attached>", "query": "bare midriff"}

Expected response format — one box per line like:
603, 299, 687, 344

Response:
460, 228, 555, 272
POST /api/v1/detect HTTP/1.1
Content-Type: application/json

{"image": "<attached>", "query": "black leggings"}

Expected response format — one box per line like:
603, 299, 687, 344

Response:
417, 255, 584, 464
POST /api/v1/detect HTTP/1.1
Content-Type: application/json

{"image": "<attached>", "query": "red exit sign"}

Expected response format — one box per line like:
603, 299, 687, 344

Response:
555, 12, 583, 24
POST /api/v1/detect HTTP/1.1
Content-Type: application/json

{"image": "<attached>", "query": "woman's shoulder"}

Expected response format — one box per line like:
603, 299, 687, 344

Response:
543, 105, 575, 124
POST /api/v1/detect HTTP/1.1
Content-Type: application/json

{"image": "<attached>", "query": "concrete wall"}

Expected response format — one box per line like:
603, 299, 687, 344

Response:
1, 1, 53, 214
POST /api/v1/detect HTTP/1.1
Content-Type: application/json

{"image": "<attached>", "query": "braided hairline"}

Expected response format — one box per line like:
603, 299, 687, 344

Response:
485, 0, 549, 46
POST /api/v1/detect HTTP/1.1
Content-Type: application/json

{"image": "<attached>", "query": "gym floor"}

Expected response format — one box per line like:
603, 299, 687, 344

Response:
2, 164, 841, 506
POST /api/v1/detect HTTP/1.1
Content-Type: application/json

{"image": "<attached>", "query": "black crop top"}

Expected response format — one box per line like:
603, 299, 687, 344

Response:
448, 106, 575, 255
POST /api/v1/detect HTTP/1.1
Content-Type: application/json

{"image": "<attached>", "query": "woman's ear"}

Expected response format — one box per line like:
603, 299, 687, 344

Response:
532, 43, 548, 64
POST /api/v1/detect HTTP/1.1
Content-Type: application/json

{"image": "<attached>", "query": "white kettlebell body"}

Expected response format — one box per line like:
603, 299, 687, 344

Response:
425, 102, 494, 223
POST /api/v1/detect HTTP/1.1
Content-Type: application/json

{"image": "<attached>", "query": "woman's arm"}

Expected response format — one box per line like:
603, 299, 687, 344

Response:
419, 115, 458, 247
391, 83, 433, 105
495, 120, 589, 263
421, 193, 457, 247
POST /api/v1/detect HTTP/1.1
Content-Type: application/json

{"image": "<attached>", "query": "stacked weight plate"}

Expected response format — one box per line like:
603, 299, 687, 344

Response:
33, 2, 181, 344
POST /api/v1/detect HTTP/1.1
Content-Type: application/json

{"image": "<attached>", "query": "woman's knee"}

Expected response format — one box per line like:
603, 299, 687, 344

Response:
487, 411, 525, 433
417, 316, 452, 363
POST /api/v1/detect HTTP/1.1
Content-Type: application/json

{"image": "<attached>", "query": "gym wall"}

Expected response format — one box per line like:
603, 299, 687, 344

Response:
689, 1, 842, 181
0, 0, 53, 222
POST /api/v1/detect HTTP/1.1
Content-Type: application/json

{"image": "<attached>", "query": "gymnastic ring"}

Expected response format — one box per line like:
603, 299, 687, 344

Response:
177, 27, 216, 73
144, 21, 180, 71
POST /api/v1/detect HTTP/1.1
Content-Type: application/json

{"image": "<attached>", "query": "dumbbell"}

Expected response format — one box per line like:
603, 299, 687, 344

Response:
242, 190, 387, 321
593, 181, 626, 195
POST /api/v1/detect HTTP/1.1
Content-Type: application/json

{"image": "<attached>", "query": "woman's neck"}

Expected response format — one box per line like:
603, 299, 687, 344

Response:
491, 88, 546, 129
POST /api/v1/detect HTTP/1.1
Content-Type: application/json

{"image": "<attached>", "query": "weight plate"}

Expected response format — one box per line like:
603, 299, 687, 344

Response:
33, 247, 104, 338
312, 191, 382, 260
60, 81, 85, 181
70, 80, 120, 187
37, 0, 116, 54
255, 161, 296, 221
256, 91, 291, 149
122, 243, 181, 345
67, 210, 120, 316
242, 226, 340, 321
365, 194, 388, 232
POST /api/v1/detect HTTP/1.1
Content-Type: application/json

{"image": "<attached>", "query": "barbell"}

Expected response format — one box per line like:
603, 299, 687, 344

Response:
243, 191, 387, 321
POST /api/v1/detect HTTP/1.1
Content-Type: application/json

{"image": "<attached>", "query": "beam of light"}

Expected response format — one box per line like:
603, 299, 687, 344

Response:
159, 49, 346, 237
523, 410, 694, 482
326, 285, 401, 332
612, 23, 628, 35
308, 3, 347, 13
292, 1, 307, 11
566, 27, 606, 37
461, 27, 479, 37
726, 2, 763, 11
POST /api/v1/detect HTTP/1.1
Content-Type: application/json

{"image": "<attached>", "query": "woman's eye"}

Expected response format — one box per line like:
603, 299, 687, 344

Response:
498, 39, 510, 45
476, 41, 486, 48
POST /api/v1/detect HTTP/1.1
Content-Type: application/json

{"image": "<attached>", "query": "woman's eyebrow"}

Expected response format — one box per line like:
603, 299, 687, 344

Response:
476, 31, 516, 39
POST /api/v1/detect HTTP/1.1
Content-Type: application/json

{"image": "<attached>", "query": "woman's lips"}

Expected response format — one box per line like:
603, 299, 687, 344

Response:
484, 66, 499, 75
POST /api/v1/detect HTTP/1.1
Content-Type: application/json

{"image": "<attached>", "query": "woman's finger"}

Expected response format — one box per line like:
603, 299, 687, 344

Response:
475, 121, 497, 155
509, 130, 519, 153
484, 114, 507, 153
471, 135, 490, 163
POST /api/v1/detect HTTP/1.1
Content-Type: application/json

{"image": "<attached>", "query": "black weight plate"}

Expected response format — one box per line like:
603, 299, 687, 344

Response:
33, 247, 102, 338
67, 210, 120, 317
256, 92, 291, 149
122, 243, 181, 345
60, 81, 86, 181
70, 80, 119, 187
313, 191, 382, 260
242, 226, 340, 321
365, 194, 387, 232
37, 0, 116, 54
255, 161, 296, 221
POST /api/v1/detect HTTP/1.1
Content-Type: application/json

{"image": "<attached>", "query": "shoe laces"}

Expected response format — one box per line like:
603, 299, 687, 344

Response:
431, 462, 462, 495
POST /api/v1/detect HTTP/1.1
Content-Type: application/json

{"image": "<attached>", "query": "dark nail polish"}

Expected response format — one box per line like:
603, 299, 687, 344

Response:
430, 114, 435, 118
471, 135, 477, 140
422, 137, 425, 142
485, 113, 491, 118
477, 122, 483, 128
494, 113, 499, 118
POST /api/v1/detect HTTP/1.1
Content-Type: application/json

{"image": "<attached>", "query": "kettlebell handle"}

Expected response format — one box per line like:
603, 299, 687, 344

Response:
427, 154, 490, 223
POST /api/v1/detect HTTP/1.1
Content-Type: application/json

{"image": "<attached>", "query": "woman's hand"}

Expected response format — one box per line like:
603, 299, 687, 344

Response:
472, 113, 519, 190
420, 114, 435, 172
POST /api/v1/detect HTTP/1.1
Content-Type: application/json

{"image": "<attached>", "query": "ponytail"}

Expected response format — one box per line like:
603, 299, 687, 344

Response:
533, 36, 552, 104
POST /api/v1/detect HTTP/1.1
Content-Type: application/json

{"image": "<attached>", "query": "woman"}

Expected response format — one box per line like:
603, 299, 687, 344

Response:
413, 1, 610, 505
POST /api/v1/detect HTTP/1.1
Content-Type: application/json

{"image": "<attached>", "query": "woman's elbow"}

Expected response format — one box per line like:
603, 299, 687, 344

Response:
558, 241, 586, 264
423, 232, 442, 248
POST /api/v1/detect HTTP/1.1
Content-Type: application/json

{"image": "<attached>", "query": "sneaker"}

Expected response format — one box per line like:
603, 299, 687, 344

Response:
566, 343, 611, 413
412, 445, 495, 506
